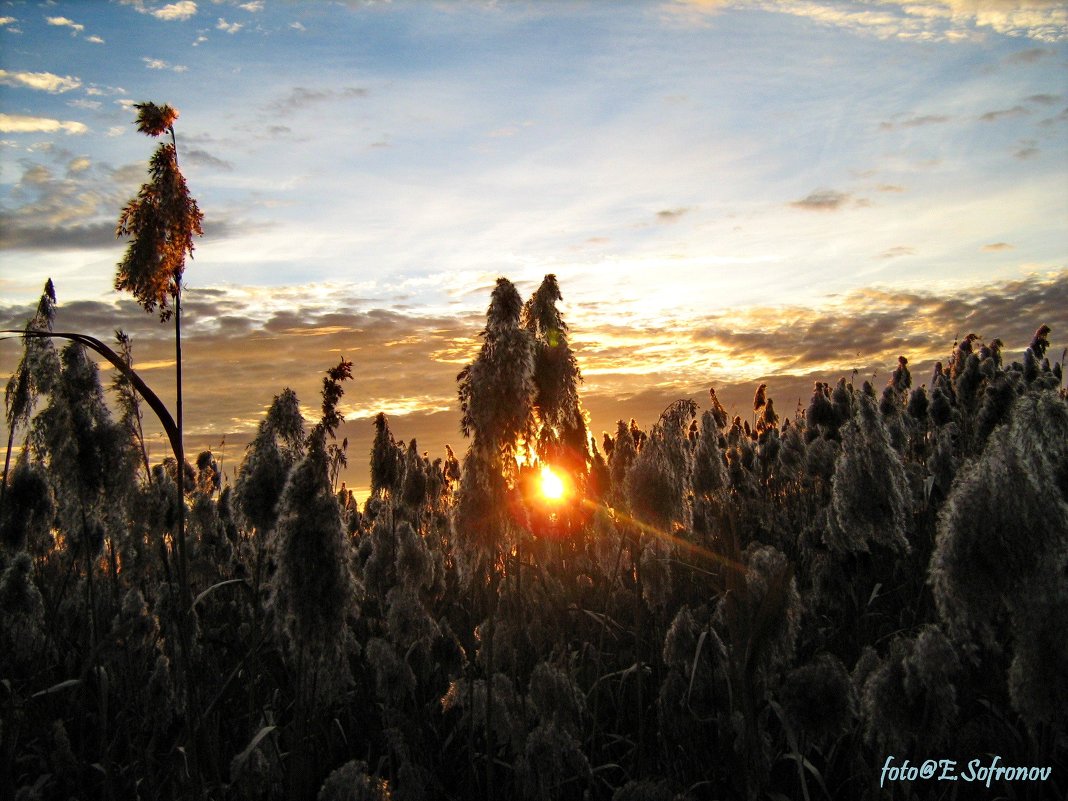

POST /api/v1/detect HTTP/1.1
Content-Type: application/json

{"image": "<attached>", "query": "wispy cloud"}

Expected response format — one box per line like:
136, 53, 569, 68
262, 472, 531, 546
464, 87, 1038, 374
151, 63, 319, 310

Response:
656, 207, 689, 223
1005, 47, 1053, 64
668, 1, 1067, 42
879, 114, 951, 131
184, 148, 234, 171
69, 99, 103, 111
0, 113, 88, 135
982, 242, 1013, 251
1014, 140, 1040, 159
790, 189, 852, 211
0, 70, 81, 93
269, 86, 370, 116
142, 57, 188, 73
979, 105, 1028, 122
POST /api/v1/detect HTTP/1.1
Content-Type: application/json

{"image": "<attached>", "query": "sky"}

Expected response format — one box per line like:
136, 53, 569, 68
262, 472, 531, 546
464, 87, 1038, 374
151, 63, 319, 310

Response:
1, 0, 1066, 496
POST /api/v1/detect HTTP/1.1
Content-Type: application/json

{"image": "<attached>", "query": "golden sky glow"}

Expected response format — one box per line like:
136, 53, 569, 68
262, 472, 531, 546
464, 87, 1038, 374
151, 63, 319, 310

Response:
0, 1, 1065, 498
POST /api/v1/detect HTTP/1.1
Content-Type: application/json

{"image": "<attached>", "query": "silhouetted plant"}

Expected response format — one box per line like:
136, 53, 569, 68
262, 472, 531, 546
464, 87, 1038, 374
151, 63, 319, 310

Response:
827, 392, 910, 553
860, 625, 960, 754
2, 279, 58, 511
235, 388, 305, 535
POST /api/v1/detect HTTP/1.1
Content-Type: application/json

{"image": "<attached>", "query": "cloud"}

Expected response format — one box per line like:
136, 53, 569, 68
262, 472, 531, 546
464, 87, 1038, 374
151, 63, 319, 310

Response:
183, 148, 234, 171
0, 146, 241, 249
269, 86, 370, 116
0, 154, 198, 252
0, 70, 81, 93
46, 16, 85, 34
668, 1, 1067, 42
879, 246, 916, 259
1005, 46, 1054, 63
240, 1, 264, 11
688, 271, 1068, 378
979, 105, 1028, 122
86, 35, 105, 44
789, 189, 851, 211
143, 57, 188, 73
217, 18, 243, 34
982, 242, 1013, 251
69, 99, 103, 111
0, 114, 88, 135
0, 221, 119, 251
656, 207, 690, 223
86, 84, 127, 98
0, 166, 109, 244
1014, 141, 1040, 159
152, 2, 198, 21
879, 114, 951, 130
0, 17, 18, 26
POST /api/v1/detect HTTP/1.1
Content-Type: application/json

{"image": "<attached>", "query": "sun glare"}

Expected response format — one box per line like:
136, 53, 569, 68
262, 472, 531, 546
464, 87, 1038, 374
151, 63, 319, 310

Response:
539, 465, 565, 502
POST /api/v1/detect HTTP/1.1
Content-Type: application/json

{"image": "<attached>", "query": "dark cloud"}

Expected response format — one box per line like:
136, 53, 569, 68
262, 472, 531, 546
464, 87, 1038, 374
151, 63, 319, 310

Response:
879, 114, 950, 131
0, 220, 119, 251
269, 86, 369, 116
1026, 93, 1060, 106
1039, 106, 1068, 127
690, 273, 1067, 378
0, 213, 242, 251
1004, 48, 1053, 65
878, 246, 915, 259
183, 148, 234, 171
790, 189, 851, 211
656, 207, 689, 222
979, 105, 1028, 123
982, 242, 1013, 252
1014, 142, 1040, 159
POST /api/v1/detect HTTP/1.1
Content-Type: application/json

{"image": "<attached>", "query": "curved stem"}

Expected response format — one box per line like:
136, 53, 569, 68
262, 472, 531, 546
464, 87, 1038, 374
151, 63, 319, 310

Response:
2, 329, 180, 460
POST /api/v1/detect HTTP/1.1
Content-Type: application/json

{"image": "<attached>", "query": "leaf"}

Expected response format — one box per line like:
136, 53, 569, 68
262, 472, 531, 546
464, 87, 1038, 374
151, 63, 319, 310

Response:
686, 629, 708, 705
193, 578, 246, 608
32, 678, 81, 698
230, 725, 276, 779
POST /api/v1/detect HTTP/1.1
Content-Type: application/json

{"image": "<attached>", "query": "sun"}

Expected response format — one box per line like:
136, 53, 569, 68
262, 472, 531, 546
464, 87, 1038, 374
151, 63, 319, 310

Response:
539, 465, 566, 503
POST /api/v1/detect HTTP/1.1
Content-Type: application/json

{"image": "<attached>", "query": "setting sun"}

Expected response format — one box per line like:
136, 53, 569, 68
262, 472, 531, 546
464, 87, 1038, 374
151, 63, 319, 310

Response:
539, 465, 566, 502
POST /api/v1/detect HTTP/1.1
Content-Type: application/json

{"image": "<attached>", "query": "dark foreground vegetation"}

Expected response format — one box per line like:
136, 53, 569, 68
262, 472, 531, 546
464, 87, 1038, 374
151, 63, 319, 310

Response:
2, 105, 1066, 801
